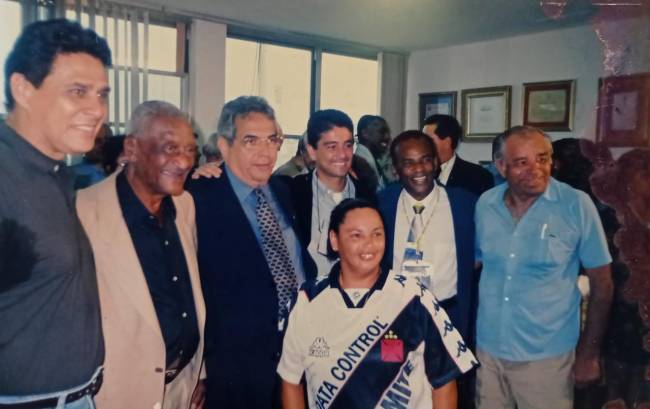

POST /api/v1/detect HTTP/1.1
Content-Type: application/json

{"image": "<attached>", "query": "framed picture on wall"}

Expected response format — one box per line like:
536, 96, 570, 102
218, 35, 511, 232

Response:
418, 91, 457, 130
597, 73, 650, 147
461, 86, 511, 141
523, 80, 575, 131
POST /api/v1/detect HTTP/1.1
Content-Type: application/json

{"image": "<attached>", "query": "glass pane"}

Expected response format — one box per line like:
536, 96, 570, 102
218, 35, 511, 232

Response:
67, 10, 177, 72
0, 0, 21, 114
145, 73, 182, 106
320, 53, 379, 127
225, 38, 312, 135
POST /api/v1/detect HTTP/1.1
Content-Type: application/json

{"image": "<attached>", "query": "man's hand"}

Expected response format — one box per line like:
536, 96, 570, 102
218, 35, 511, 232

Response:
191, 162, 223, 179
190, 380, 206, 409
573, 353, 601, 386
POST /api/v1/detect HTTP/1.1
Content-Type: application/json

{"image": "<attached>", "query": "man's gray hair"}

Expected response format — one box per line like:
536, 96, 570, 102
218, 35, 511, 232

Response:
498, 125, 552, 159
217, 96, 275, 143
126, 100, 187, 137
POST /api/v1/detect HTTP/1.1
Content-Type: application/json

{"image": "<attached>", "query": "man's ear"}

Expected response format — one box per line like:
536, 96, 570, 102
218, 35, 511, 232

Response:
216, 137, 230, 162
9, 73, 35, 110
122, 135, 139, 164
306, 143, 317, 162
495, 158, 506, 178
329, 230, 339, 252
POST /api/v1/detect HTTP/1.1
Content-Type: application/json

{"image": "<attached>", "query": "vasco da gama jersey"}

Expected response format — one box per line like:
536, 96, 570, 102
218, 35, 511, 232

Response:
277, 266, 478, 409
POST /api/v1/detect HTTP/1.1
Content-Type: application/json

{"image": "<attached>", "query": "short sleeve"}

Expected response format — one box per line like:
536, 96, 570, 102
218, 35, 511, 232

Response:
277, 291, 307, 385
419, 286, 478, 388
575, 192, 612, 269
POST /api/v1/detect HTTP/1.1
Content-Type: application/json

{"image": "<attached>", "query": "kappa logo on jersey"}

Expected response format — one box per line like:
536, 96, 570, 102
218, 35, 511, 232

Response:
309, 337, 330, 358
394, 274, 407, 288
381, 330, 404, 363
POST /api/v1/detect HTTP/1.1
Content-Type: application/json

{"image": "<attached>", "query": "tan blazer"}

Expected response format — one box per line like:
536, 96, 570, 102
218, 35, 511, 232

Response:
76, 172, 205, 409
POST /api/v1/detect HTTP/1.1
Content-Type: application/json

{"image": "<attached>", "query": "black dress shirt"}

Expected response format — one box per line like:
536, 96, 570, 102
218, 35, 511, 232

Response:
0, 120, 104, 394
116, 172, 199, 381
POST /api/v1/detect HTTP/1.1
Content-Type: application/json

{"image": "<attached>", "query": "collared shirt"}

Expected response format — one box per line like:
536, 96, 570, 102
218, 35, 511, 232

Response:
438, 154, 456, 185
226, 166, 306, 284
475, 178, 612, 361
309, 172, 356, 277
392, 186, 458, 301
116, 172, 199, 377
0, 119, 104, 394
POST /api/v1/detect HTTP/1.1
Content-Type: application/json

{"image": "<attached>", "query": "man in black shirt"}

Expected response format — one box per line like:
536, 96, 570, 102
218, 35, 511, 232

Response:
76, 101, 206, 409
0, 19, 110, 407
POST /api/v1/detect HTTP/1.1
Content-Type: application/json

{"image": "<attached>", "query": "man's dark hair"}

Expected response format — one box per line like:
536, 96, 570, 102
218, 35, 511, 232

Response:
423, 114, 462, 149
306, 109, 353, 148
4, 19, 112, 111
326, 198, 383, 260
356, 114, 382, 136
389, 130, 438, 167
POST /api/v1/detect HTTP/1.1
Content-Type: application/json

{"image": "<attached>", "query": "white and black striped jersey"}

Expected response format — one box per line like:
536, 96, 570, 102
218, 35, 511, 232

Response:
278, 265, 478, 409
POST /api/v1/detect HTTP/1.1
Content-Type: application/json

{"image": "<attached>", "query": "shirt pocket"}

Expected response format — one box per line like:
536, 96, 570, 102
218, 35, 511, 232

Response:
529, 216, 579, 271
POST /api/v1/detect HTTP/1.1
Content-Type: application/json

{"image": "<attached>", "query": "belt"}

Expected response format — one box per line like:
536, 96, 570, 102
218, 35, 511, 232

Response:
0, 371, 103, 409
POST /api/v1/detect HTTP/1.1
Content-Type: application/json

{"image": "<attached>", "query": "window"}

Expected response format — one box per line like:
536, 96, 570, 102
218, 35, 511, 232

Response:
225, 38, 312, 136
320, 52, 379, 127
0, 0, 22, 115
65, 9, 185, 133
225, 37, 380, 170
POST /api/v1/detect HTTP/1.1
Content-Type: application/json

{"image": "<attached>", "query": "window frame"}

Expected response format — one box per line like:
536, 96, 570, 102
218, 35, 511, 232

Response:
225, 31, 379, 137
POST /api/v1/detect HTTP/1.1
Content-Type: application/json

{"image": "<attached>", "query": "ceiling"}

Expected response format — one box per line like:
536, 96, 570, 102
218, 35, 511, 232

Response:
146, 0, 600, 52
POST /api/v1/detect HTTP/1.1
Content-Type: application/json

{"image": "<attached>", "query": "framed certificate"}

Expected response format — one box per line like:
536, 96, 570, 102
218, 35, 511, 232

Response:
461, 86, 512, 141
523, 80, 575, 131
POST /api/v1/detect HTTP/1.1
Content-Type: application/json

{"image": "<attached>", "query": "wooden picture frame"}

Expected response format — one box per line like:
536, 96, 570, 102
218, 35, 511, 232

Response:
597, 73, 650, 147
461, 86, 512, 141
418, 91, 457, 130
523, 80, 575, 131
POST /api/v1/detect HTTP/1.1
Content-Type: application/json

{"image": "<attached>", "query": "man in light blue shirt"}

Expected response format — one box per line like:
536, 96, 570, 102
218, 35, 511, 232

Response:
474, 126, 613, 409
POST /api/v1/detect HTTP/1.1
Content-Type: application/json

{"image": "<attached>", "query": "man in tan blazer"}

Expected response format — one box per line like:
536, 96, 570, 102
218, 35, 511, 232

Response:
77, 101, 206, 409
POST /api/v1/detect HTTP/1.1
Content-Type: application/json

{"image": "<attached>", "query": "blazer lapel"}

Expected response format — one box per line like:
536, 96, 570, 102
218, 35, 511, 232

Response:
95, 173, 162, 338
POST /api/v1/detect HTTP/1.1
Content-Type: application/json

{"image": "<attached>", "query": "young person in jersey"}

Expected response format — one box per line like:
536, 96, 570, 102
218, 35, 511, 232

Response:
378, 130, 478, 342
278, 198, 477, 409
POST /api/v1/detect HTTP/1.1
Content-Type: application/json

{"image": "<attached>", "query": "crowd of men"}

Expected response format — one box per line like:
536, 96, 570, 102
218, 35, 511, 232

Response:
0, 18, 614, 409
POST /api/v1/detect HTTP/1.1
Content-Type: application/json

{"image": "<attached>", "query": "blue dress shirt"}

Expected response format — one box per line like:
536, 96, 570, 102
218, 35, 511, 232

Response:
225, 166, 306, 284
475, 178, 611, 361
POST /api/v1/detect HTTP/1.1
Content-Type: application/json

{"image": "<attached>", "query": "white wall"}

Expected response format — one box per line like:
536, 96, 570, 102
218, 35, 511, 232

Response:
189, 19, 227, 143
405, 24, 605, 163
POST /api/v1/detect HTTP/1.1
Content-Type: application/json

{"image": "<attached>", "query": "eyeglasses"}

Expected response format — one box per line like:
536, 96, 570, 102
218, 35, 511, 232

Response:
240, 134, 284, 150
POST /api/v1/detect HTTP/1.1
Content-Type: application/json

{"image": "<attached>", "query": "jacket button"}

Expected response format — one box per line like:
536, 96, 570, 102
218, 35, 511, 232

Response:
155, 367, 164, 373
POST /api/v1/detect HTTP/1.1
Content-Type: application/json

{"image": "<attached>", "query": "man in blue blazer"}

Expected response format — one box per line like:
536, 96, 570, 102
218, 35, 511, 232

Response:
187, 96, 316, 409
378, 130, 478, 342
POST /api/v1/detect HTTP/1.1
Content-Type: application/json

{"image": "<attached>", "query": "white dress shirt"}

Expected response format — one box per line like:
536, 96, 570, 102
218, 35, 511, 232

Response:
438, 154, 456, 185
392, 186, 458, 301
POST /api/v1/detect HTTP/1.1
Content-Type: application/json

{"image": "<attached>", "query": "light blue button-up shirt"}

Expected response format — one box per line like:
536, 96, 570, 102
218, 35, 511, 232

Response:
226, 166, 306, 284
475, 178, 611, 361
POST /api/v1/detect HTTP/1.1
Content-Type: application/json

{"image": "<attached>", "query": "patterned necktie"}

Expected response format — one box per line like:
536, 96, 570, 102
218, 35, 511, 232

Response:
254, 189, 298, 327
407, 203, 425, 244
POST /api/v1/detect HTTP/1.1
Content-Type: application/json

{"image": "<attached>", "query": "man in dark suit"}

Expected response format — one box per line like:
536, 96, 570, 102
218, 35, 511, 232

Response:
423, 114, 494, 196
290, 109, 376, 277
378, 130, 478, 342
187, 96, 315, 409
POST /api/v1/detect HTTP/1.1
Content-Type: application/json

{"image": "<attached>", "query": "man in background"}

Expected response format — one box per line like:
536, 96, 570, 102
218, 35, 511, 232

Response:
356, 114, 395, 188
273, 134, 313, 177
423, 114, 493, 196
